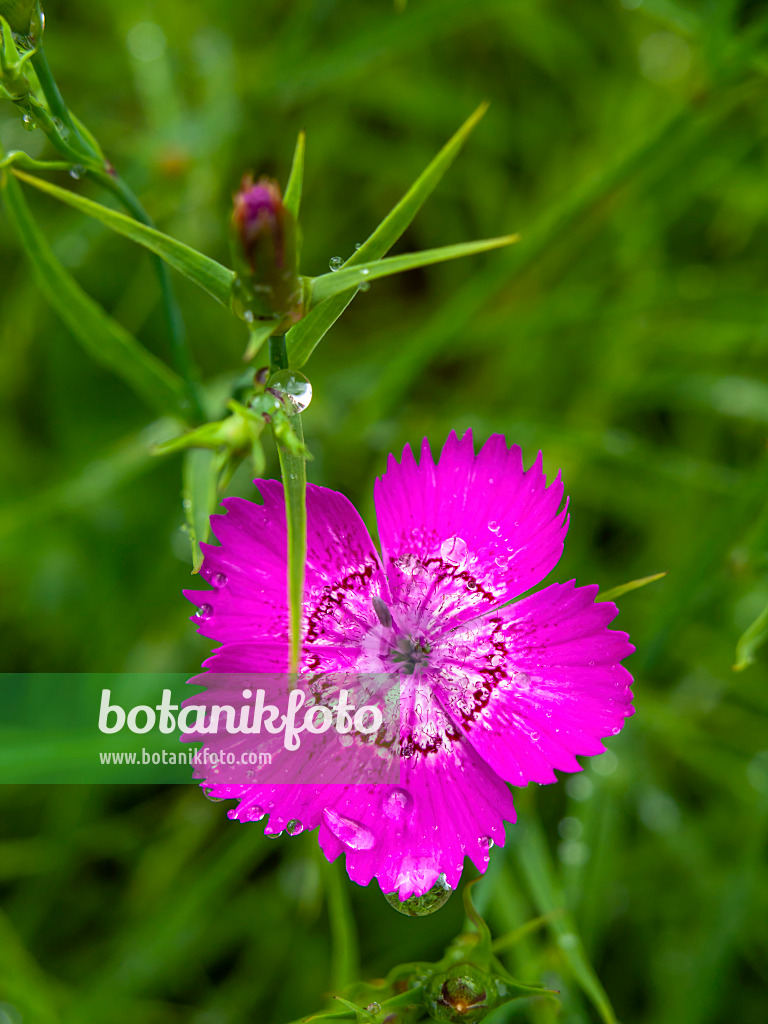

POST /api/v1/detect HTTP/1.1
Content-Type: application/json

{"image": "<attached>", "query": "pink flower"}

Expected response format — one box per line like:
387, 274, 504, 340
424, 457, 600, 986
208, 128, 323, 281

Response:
185, 432, 634, 901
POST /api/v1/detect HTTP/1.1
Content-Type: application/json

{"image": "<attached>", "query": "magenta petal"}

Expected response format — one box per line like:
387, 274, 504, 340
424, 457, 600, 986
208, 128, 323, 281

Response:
374, 431, 568, 629
201, 729, 515, 900
184, 432, 637, 901
185, 481, 384, 648
435, 581, 634, 787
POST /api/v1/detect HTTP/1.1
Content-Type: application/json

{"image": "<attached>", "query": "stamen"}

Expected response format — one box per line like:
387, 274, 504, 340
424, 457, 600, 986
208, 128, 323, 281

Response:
372, 595, 393, 628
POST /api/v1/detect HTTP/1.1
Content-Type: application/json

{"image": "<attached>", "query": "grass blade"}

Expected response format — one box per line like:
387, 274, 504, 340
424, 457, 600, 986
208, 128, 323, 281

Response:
11, 168, 235, 306
0, 166, 186, 416
511, 815, 618, 1024
182, 449, 222, 573
733, 596, 768, 671
286, 102, 489, 367
597, 572, 667, 602
308, 235, 519, 306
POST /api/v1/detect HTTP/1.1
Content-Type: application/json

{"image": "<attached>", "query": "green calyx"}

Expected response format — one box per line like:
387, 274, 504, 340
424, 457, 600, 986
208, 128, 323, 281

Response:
0, 12, 34, 99
424, 964, 499, 1023
0, 0, 38, 34
321, 882, 558, 1024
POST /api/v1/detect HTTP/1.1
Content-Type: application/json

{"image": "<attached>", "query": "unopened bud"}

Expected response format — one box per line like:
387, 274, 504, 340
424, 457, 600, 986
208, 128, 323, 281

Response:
230, 175, 303, 330
425, 964, 498, 1023
0, 0, 37, 35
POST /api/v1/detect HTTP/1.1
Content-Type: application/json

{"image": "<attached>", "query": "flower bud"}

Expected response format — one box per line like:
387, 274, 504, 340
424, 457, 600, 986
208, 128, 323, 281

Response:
230, 175, 303, 330
0, 0, 37, 35
0, 12, 29, 100
424, 964, 498, 1023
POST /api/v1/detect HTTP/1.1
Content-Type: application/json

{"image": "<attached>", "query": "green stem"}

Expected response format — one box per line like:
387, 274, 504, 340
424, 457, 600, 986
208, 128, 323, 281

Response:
32, 42, 204, 423
270, 334, 306, 674
323, 857, 359, 992
30, 45, 97, 159
269, 334, 289, 371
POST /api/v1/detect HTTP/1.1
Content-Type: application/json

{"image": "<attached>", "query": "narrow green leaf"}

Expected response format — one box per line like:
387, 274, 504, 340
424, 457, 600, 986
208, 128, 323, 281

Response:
0, 167, 186, 416
308, 234, 519, 307
284, 290, 357, 370
286, 102, 489, 367
511, 816, 618, 1024
0, 151, 72, 174
243, 321, 276, 363
182, 449, 221, 573
597, 571, 667, 603
275, 412, 307, 672
733, 597, 768, 671
11, 168, 235, 306
283, 130, 306, 221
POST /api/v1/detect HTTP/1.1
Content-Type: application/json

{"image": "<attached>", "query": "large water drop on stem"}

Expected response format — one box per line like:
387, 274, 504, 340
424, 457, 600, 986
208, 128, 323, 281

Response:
267, 369, 313, 414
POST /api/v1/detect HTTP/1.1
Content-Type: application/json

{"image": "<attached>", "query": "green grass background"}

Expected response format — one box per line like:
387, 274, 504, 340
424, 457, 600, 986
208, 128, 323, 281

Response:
1, 0, 768, 1021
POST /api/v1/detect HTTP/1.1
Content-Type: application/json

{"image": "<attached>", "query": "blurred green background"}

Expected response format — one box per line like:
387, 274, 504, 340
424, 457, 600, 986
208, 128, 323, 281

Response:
2, 0, 768, 1022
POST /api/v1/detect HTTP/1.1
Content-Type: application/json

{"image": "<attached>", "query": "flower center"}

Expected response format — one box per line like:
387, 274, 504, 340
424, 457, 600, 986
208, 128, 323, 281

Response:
390, 634, 431, 675
371, 595, 432, 675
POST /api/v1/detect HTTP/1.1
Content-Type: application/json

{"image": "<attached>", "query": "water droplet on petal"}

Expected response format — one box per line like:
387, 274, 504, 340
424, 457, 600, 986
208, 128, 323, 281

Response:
286, 818, 303, 835
267, 369, 313, 414
440, 535, 468, 564
212, 571, 227, 588
329, 256, 343, 271
266, 830, 284, 840
480, 835, 494, 849
384, 873, 453, 916
323, 807, 375, 850
382, 788, 412, 820
195, 603, 213, 621
21, 114, 38, 131
247, 804, 265, 821
488, 520, 500, 532
203, 787, 225, 802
